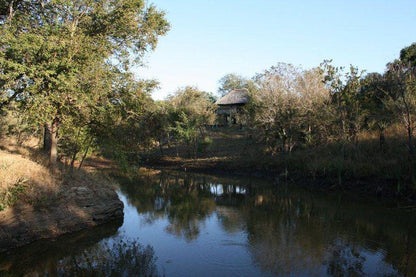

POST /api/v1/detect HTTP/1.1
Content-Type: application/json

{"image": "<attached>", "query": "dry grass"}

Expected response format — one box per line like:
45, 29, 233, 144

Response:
0, 150, 58, 210
0, 151, 56, 190
0, 136, 48, 166
0, 136, 117, 211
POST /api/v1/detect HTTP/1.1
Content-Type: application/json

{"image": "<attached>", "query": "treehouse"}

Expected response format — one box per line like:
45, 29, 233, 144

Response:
215, 89, 249, 125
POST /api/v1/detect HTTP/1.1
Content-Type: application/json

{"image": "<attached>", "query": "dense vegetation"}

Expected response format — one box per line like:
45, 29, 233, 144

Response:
148, 44, 416, 197
143, 43, 416, 197
0, 0, 169, 169
1, 2, 416, 197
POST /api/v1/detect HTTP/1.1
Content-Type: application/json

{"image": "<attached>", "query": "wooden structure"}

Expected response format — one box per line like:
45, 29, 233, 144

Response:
215, 89, 249, 125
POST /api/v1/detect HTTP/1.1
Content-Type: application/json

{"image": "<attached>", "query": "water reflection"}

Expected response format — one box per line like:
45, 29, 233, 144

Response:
55, 238, 158, 277
1, 171, 415, 276
118, 171, 416, 276
0, 220, 120, 275
0, 219, 160, 277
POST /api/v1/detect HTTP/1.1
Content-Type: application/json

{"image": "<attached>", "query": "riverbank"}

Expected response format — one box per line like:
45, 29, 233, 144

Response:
0, 144, 123, 252
142, 128, 416, 203
144, 156, 408, 201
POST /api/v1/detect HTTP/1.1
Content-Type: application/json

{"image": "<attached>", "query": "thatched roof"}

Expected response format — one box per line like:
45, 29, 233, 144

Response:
216, 89, 249, 106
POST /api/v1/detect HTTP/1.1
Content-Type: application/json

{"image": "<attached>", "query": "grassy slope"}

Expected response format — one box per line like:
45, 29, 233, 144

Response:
0, 150, 57, 210
0, 138, 58, 210
0, 138, 117, 211
0, 137, 123, 251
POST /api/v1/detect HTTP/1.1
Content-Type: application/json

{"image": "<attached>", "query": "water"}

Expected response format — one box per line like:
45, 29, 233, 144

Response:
1, 171, 415, 276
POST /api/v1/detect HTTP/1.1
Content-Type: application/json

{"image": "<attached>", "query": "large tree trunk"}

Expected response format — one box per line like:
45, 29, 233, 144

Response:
159, 141, 164, 156
49, 118, 59, 168
43, 123, 52, 153
379, 127, 385, 151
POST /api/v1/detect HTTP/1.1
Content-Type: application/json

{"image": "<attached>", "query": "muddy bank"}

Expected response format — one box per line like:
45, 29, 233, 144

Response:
0, 184, 123, 252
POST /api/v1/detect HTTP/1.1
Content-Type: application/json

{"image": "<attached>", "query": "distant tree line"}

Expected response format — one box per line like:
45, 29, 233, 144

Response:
215, 44, 414, 155
137, 43, 416, 179
215, 43, 416, 186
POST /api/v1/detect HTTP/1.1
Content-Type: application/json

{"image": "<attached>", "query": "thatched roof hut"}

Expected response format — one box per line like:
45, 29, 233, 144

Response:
216, 89, 249, 106
215, 89, 249, 125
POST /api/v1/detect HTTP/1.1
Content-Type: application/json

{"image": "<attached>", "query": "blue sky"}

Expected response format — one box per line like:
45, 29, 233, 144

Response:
135, 0, 416, 100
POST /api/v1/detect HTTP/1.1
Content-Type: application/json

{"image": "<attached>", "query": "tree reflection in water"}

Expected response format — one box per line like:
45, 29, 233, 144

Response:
0, 220, 160, 277
2, 171, 415, 276
118, 171, 416, 276
242, 184, 414, 276
119, 172, 216, 241
56, 238, 159, 277
324, 240, 365, 277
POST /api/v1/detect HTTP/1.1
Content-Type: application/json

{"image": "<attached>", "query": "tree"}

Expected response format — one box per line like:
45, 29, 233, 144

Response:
217, 73, 256, 97
360, 72, 392, 150
250, 63, 329, 153
252, 63, 303, 153
386, 44, 416, 158
167, 86, 215, 158
382, 61, 416, 182
0, 0, 169, 167
91, 78, 161, 169
400, 42, 416, 66
295, 67, 331, 146
321, 61, 365, 145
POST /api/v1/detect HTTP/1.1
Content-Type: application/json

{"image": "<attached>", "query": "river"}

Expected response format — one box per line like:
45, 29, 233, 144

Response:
0, 170, 415, 276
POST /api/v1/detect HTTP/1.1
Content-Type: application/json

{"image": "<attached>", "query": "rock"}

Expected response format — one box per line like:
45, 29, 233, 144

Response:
0, 185, 123, 252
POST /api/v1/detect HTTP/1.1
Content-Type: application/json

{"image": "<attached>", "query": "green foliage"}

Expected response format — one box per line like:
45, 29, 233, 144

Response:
198, 136, 213, 153
1, 105, 38, 145
400, 42, 416, 66
321, 61, 365, 143
0, 178, 29, 211
382, 61, 416, 135
0, 0, 169, 165
93, 81, 159, 168
360, 72, 392, 128
166, 87, 216, 157
218, 73, 256, 97
174, 111, 199, 145
59, 123, 95, 168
